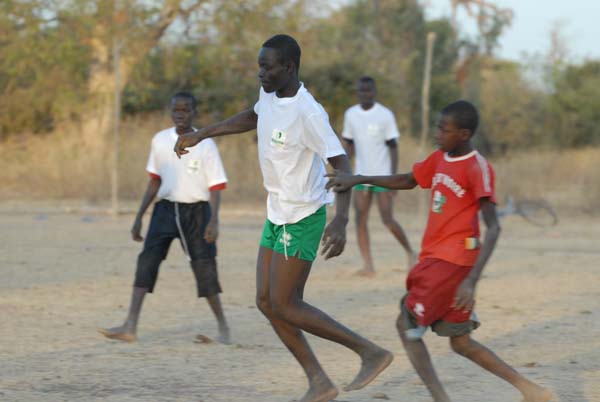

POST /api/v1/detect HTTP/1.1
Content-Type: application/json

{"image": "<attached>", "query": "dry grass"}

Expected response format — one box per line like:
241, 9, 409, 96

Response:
1, 119, 598, 215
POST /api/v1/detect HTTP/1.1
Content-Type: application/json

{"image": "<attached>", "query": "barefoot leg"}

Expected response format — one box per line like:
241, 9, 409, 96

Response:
450, 335, 553, 402
397, 313, 451, 402
99, 286, 147, 342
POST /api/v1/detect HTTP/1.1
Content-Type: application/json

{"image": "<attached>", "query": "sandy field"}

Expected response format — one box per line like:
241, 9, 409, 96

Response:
1, 202, 599, 402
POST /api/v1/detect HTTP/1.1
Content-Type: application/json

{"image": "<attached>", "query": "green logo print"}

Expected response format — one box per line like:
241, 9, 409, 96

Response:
271, 129, 286, 146
432, 190, 446, 214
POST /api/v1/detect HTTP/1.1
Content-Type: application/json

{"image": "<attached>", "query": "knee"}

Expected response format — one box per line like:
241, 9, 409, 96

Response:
256, 294, 273, 318
380, 213, 394, 227
450, 336, 472, 356
269, 299, 291, 321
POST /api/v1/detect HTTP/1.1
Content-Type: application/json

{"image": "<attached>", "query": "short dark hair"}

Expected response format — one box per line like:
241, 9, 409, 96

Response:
262, 34, 301, 71
441, 100, 479, 135
171, 91, 197, 109
358, 76, 376, 86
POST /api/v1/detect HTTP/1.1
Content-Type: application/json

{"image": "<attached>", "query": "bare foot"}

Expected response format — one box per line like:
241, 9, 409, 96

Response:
353, 269, 376, 278
98, 326, 136, 343
296, 377, 338, 402
194, 334, 214, 344
344, 348, 393, 391
217, 326, 232, 345
521, 383, 554, 402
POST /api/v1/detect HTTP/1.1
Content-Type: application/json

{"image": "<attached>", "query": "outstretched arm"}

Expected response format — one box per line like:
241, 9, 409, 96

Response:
204, 189, 222, 243
174, 108, 258, 158
453, 197, 501, 311
326, 170, 417, 192
320, 154, 352, 260
131, 176, 161, 242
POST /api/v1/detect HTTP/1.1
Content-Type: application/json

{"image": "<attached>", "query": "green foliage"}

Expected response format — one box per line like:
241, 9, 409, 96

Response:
0, 0, 598, 152
548, 61, 600, 147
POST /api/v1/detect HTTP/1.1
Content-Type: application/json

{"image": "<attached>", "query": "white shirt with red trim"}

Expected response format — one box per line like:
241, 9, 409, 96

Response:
412, 149, 496, 267
253, 83, 346, 224
342, 102, 400, 176
146, 127, 228, 203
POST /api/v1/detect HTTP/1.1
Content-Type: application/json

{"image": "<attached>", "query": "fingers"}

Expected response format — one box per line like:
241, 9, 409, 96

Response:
321, 232, 346, 259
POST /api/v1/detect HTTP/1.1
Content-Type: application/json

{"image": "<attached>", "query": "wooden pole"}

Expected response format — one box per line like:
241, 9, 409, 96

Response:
419, 32, 436, 216
110, 36, 122, 216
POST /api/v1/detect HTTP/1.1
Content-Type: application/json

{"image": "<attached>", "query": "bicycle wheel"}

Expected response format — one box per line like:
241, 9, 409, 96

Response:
516, 199, 558, 227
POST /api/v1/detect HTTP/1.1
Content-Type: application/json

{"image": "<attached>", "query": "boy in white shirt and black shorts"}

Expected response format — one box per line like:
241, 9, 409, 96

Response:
99, 92, 231, 344
174, 35, 392, 402
342, 76, 416, 277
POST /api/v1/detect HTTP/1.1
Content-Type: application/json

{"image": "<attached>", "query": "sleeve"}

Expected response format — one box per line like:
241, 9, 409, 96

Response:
302, 108, 346, 162
384, 110, 400, 141
146, 139, 159, 176
341, 109, 353, 140
412, 151, 441, 189
202, 140, 228, 190
253, 87, 264, 115
469, 156, 496, 203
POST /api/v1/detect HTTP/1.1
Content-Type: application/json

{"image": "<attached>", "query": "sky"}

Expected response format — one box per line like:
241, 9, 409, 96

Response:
424, 0, 600, 61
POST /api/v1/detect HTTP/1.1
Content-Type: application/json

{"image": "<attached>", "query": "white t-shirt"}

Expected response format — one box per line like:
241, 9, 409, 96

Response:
146, 127, 228, 203
342, 102, 400, 176
253, 83, 346, 225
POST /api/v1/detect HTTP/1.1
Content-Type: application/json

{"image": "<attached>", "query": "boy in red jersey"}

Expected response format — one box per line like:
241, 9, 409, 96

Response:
326, 100, 553, 402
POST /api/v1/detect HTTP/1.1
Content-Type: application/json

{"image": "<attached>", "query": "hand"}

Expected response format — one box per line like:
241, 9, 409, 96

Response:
320, 215, 347, 260
452, 277, 477, 312
131, 217, 143, 242
204, 219, 219, 243
174, 131, 204, 158
324, 170, 357, 193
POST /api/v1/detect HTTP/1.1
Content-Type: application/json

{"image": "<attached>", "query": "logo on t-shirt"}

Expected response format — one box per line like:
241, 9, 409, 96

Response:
271, 129, 287, 147
432, 190, 446, 214
187, 160, 201, 174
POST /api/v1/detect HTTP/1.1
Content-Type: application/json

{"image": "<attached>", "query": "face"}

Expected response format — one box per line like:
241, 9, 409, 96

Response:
258, 47, 292, 93
357, 81, 376, 106
170, 97, 195, 131
435, 114, 470, 153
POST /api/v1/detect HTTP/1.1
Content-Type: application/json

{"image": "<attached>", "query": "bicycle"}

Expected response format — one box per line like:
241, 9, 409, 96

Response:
496, 196, 558, 227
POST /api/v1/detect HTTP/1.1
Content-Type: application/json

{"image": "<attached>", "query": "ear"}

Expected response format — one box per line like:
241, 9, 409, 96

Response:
459, 128, 471, 140
285, 60, 295, 75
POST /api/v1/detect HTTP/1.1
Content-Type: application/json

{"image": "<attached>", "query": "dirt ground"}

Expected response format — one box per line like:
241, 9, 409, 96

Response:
1, 202, 599, 402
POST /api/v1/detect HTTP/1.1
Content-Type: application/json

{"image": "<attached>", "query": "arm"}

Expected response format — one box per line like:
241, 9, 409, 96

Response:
386, 139, 398, 174
174, 108, 258, 157
453, 197, 502, 310
326, 170, 417, 192
342, 138, 355, 160
321, 154, 352, 260
204, 189, 222, 243
131, 176, 161, 241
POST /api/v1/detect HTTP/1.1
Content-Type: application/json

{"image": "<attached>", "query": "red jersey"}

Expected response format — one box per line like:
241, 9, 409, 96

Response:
412, 150, 496, 266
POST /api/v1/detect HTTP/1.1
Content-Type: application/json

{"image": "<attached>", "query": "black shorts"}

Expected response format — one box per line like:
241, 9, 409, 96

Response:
134, 200, 222, 297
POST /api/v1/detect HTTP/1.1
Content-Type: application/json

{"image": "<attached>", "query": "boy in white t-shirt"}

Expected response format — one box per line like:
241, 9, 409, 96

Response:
99, 92, 231, 344
342, 76, 416, 277
174, 35, 392, 402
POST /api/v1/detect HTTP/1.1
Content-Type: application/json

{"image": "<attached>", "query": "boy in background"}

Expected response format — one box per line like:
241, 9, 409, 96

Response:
342, 76, 416, 277
99, 92, 231, 344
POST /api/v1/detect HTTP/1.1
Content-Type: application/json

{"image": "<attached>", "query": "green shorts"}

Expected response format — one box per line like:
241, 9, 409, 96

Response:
354, 184, 389, 193
259, 206, 326, 261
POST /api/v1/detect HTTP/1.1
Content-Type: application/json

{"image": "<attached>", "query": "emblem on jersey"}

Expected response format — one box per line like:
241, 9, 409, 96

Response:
367, 124, 380, 137
187, 159, 201, 174
271, 129, 287, 147
432, 190, 447, 214
280, 231, 292, 247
